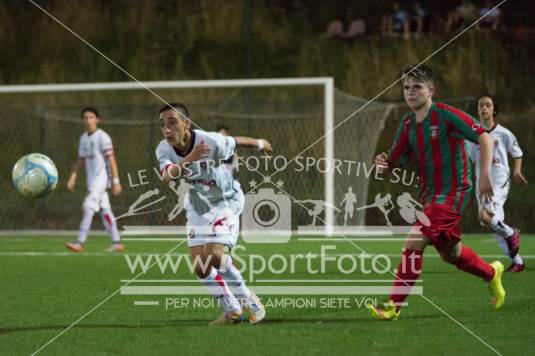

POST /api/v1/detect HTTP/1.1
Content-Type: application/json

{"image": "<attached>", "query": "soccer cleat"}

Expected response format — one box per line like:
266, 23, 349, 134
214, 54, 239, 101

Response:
367, 300, 400, 321
506, 262, 525, 273
209, 310, 243, 326
488, 261, 505, 309
66, 242, 83, 253
106, 243, 125, 253
505, 230, 520, 258
244, 292, 266, 325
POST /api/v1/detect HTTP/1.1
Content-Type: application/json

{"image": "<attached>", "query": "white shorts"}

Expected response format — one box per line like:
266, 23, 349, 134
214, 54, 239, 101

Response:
185, 191, 244, 248
477, 184, 509, 221
83, 190, 111, 213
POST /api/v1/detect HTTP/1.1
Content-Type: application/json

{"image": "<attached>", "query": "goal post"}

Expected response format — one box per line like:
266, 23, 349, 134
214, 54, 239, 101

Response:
0, 78, 343, 233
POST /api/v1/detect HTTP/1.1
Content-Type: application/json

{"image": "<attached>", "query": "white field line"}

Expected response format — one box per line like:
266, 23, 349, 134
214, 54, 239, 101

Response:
133, 301, 160, 306
121, 285, 423, 295
0, 251, 532, 259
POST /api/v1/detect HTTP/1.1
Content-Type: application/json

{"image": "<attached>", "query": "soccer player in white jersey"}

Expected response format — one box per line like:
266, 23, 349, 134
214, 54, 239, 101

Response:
466, 94, 528, 272
66, 108, 124, 253
157, 103, 270, 325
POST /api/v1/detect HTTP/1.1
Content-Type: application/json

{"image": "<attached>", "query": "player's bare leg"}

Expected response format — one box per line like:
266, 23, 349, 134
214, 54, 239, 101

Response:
205, 243, 265, 324
190, 245, 242, 325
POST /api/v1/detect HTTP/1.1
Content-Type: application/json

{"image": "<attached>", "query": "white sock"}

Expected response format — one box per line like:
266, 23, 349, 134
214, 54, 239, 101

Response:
77, 207, 95, 244
198, 267, 241, 313
100, 209, 121, 243
513, 254, 524, 265
494, 234, 513, 261
218, 255, 251, 303
489, 215, 514, 238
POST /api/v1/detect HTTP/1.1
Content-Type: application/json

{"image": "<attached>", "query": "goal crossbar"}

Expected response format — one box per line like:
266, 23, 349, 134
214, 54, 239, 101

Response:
0, 77, 335, 233
0, 78, 333, 93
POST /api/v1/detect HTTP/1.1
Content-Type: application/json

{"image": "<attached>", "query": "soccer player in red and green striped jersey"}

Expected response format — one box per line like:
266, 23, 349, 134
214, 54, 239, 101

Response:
368, 65, 506, 320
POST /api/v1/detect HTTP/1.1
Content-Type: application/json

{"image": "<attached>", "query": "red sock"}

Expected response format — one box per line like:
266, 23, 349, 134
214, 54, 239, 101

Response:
455, 245, 494, 282
390, 248, 423, 310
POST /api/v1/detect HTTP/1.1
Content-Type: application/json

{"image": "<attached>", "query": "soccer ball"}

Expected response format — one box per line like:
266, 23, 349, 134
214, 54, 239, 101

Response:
12, 153, 58, 198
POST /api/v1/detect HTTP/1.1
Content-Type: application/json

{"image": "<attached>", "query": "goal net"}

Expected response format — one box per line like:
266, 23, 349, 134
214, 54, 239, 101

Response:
0, 79, 392, 232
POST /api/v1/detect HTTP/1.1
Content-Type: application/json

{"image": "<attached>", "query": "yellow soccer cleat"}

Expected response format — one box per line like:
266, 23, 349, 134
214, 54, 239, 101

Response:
367, 300, 400, 321
488, 261, 505, 309
209, 310, 243, 326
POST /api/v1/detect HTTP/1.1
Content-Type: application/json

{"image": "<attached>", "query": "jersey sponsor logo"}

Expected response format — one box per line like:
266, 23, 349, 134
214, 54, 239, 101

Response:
430, 125, 439, 138
189, 178, 217, 186
471, 123, 480, 131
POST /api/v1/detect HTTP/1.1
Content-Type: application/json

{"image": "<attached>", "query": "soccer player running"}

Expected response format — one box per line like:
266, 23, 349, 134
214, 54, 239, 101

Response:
157, 103, 269, 325
466, 94, 527, 272
66, 108, 124, 253
368, 65, 505, 320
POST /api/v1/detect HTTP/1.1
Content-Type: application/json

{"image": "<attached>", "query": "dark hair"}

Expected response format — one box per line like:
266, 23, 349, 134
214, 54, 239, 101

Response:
80, 107, 100, 118
477, 93, 500, 116
400, 64, 434, 84
158, 102, 189, 118
216, 125, 229, 132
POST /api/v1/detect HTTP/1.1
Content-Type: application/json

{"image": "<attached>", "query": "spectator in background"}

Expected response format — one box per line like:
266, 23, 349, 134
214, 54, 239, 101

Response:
446, 0, 479, 32
381, 1, 410, 39
343, 19, 366, 38
477, 1, 502, 30
322, 18, 366, 40
409, 1, 430, 38
322, 18, 344, 38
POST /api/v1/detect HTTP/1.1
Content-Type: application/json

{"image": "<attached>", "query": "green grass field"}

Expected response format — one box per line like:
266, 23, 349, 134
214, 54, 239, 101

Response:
0, 234, 533, 355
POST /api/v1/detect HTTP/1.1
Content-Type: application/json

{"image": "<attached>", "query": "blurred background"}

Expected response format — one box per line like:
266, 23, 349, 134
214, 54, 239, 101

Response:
1, 0, 534, 231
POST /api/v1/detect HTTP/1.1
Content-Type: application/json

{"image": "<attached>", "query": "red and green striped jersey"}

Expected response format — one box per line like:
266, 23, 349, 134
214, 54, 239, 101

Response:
387, 102, 486, 213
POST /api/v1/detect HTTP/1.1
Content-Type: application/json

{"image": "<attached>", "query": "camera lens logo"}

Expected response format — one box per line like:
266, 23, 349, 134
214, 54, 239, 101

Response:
242, 188, 291, 243
253, 199, 280, 227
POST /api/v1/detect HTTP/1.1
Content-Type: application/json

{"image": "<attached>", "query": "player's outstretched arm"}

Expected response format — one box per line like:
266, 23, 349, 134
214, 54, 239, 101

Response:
107, 154, 122, 196
162, 140, 211, 184
513, 158, 528, 185
235, 136, 273, 156
477, 132, 494, 201
66, 157, 84, 191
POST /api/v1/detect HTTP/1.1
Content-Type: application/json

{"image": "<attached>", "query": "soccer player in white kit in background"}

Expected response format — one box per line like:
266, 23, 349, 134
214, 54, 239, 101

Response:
157, 103, 270, 325
466, 94, 528, 272
66, 108, 125, 253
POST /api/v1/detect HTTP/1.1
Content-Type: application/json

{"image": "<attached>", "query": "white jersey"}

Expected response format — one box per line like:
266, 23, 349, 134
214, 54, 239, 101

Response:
466, 123, 523, 189
156, 129, 240, 215
78, 128, 114, 192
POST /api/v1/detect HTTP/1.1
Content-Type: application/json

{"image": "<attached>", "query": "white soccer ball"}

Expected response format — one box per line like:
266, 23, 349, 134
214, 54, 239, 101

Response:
12, 153, 58, 198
